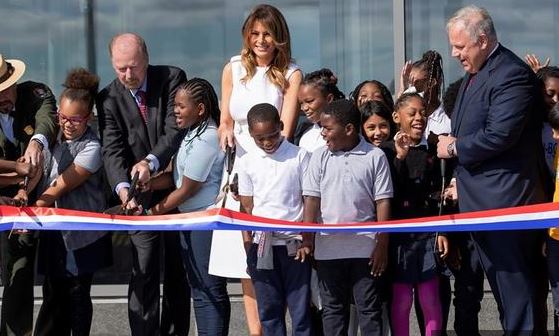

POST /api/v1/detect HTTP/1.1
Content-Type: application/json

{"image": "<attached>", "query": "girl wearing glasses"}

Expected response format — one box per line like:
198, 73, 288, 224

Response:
32, 68, 112, 335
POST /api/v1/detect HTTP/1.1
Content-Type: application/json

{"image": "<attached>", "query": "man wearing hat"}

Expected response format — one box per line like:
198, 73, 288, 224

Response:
0, 54, 57, 336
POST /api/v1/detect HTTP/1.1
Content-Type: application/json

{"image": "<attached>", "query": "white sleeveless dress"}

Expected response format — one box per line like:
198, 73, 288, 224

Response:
208, 55, 299, 278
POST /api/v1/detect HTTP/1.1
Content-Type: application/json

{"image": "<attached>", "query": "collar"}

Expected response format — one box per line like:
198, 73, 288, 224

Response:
412, 137, 428, 147
487, 43, 499, 59
184, 118, 216, 141
130, 77, 148, 97
429, 105, 446, 123
256, 137, 287, 158
472, 43, 500, 75
0, 111, 13, 119
57, 127, 89, 144
330, 136, 368, 156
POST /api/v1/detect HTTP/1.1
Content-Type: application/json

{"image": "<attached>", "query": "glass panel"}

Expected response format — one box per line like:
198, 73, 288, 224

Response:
405, 0, 559, 84
0, 0, 394, 284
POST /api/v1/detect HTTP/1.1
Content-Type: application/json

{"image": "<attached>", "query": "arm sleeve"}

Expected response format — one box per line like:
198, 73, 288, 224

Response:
181, 138, 219, 183
32, 84, 58, 144
237, 155, 253, 197
99, 96, 130, 191
74, 141, 102, 173
373, 151, 394, 201
302, 149, 322, 197
456, 66, 535, 166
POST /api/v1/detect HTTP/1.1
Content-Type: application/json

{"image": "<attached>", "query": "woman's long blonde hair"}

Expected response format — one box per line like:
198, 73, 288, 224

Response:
240, 4, 292, 92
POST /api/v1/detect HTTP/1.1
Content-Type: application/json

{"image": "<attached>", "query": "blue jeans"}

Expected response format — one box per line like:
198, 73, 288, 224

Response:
316, 258, 385, 336
247, 244, 312, 336
180, 231, 230, 336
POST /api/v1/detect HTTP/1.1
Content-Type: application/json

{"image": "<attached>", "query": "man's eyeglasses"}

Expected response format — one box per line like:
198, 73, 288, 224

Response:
58, 111, 90, 126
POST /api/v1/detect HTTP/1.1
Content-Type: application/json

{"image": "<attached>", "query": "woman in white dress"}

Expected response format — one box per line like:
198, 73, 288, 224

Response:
211, 4, 302, 335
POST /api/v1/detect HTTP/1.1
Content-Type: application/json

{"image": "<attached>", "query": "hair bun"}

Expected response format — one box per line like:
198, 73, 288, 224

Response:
63, 68, 99, 95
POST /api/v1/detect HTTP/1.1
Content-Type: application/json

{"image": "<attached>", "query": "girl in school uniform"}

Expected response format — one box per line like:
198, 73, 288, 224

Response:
146, 78, 230, 335
31, 68, 112, 336
384, 93, 449, 336
297, 68, 345, 153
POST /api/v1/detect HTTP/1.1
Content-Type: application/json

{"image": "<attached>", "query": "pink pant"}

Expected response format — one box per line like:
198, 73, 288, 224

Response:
390, 277, 442, 336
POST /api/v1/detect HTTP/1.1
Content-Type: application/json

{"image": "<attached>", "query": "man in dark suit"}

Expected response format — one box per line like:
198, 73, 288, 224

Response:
96, 33, 190, 336
0, 54, 57, 336
438, 6, 546, 334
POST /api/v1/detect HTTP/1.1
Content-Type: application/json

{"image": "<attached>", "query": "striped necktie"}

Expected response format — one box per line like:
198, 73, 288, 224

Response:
136, 90, 148, 124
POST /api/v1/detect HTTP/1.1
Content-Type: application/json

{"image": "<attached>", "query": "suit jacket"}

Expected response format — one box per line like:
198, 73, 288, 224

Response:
0, 81, 58, 161
451, 44, 546, 212
96, 65, 186, 203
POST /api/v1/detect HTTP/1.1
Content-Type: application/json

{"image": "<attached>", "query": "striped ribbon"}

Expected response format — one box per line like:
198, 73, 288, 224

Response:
0, 202, 558, 232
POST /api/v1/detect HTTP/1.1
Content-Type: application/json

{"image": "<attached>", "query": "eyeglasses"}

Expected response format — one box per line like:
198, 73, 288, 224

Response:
58, 111, 90, 126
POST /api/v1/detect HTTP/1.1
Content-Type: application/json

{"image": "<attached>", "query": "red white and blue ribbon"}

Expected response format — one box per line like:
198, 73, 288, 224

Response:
1, 203, 559, 232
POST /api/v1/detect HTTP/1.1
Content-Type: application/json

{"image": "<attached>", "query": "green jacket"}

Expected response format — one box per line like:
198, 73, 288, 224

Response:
0, 81, 57, 160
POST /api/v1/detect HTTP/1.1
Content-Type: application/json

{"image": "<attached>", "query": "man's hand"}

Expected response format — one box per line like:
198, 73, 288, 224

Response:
131, 160, 151, 185
23, 140, 44, 167
118, 187, 142, 215
437, 135, 457, 159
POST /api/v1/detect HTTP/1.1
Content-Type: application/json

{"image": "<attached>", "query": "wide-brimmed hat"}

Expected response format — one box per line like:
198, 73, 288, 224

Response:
0, 55, 25, 92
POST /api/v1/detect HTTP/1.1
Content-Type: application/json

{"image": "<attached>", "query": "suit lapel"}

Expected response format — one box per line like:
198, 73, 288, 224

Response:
451, 74, 470, 136
452, 46, 501, 135
146, 66, 159, 148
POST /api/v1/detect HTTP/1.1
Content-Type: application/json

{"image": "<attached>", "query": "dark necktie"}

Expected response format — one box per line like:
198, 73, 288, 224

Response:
136, 90, 148, 124
466, 74, 476, 91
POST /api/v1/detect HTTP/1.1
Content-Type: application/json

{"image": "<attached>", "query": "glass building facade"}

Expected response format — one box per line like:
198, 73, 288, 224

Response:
1, 0, 558, 98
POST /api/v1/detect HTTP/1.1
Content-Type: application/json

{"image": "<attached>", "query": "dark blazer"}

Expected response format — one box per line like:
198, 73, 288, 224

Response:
96, 65, 186, 198
451, 44, 546, 212
0, 81, 57, 161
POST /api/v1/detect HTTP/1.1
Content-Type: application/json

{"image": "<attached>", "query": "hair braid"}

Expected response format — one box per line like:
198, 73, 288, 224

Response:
178, 78, 221, 139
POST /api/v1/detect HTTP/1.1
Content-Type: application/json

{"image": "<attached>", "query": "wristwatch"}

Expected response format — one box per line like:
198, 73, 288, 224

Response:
31, 138, 44, 151
447, 141, 456, 158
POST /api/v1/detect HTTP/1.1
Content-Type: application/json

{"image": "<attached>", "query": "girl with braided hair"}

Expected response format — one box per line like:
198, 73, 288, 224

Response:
399, 50, 450, 148
146, 78, 230, 335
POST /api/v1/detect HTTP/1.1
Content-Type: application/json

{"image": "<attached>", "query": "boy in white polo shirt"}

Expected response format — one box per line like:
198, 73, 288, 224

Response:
303, 99, 393, 336
238, 103, 313, 336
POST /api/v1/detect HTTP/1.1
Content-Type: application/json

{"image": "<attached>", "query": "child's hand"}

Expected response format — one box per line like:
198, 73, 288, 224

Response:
0, 196, 15, 206
398, 60, 413, 96
294, 240, 313, 263
436, 234, 450, 260
13, 189, 28, 207
443, 178, 458, 204
394, 131, 411, 160
369, 233, 388, 277
15, 160, 34, 177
